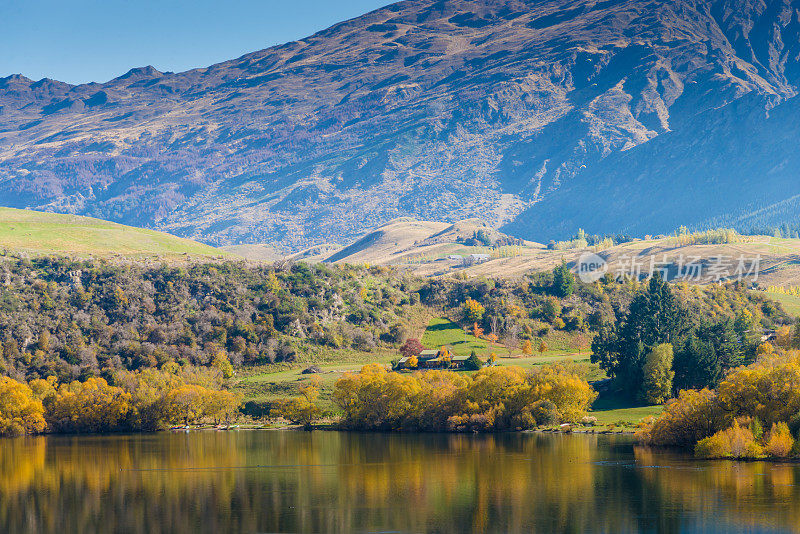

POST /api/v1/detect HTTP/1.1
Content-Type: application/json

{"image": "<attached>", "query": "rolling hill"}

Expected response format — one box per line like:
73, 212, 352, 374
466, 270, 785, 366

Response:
293, 217, 800, 289
0, 208, 226, 257
2, 0, 800, 249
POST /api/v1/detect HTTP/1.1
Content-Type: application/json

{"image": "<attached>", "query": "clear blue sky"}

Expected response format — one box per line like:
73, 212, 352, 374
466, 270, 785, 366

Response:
1, 0, 392, 85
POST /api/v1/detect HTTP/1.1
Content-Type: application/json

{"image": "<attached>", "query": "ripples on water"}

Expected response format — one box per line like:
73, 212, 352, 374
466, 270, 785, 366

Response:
1, 431, 798, 533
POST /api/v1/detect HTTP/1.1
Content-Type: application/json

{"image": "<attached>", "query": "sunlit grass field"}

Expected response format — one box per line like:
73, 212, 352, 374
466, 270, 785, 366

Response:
0, 207, 226, 257
762, 291, 800, 317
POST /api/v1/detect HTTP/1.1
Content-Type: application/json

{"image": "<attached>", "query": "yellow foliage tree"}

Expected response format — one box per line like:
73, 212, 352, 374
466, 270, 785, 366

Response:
463, 298, 486, 323
0, 377, 46, 437
266, 270, 281, 293
757, 342, 774, 356
638, 389, 724, 447
45, 378, 132, 433
278, 378, 323, 429
715, 352, 800, 427
521, 340, 534, 356
333, 364, 596, 432
775, 325, 793, 348
212, 351, 234, 379
408, 355, 419, 369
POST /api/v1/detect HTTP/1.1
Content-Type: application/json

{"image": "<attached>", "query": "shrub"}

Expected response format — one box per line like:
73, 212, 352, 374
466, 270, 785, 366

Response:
531, 400, 560, 426
695, 421, 762, 459
764, 422, 795, 458
639, 389, 724, 446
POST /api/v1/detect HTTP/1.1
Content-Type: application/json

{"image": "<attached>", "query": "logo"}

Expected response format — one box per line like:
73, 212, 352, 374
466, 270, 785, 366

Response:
577, 252, 608, 283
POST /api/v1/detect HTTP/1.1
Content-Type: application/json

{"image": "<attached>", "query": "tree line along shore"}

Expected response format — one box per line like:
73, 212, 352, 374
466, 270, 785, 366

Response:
1, 254, 799, 459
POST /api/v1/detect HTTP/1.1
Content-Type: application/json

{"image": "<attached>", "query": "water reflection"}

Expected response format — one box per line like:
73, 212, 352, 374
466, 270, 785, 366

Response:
0, 431, 798, 533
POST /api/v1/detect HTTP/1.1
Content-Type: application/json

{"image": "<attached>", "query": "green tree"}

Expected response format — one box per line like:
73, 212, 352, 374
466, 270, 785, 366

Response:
465, 351, 483, 371
541, 296, 562, 322
673, 333, 722, 392
640, 343, 674, 404
591, 274, 684, 395
552, 260, 575, 298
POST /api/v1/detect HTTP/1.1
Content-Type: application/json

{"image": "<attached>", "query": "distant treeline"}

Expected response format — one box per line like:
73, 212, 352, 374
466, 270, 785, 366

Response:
547, 229, 634, 251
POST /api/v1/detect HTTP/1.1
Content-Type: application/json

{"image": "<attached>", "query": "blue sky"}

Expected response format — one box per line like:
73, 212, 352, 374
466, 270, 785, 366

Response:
1, 0, 392, 85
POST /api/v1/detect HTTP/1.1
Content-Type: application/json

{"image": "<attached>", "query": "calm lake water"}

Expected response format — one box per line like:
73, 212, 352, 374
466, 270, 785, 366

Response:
1, 431, 799, 533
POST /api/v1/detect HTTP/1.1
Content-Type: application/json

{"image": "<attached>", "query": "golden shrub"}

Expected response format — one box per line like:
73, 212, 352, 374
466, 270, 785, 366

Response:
695, 421, 763, 459
765, 422, 795, 458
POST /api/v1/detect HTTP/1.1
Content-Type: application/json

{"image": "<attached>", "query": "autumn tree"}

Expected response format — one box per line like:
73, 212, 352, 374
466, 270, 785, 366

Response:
278, 378, 323, 429
164, 385, 208, 426
463, 298, 485, 323
522, 340, 534, 356
45, 378, 132, 433
440, 346, 451, 364
399, 338, 424, 359
0, 377, 46, 437
212, 351, 234, 379
472, 322, 484, 339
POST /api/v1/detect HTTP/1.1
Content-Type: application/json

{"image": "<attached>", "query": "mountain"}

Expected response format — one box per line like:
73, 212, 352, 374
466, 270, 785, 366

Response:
2, 0, 800, 249
0, 208, 226, 257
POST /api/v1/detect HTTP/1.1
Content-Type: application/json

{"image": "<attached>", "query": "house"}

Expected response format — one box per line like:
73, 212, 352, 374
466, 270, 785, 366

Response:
396, 348, 461, 370
394, 350, 438, 370
464, 254, 491, 266
449, 355, 471, 369
447, 255, 463, 261
419, 349, 446, 369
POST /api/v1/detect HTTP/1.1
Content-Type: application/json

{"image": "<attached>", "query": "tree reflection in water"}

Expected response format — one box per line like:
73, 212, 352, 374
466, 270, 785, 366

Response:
0, 431, 798, 533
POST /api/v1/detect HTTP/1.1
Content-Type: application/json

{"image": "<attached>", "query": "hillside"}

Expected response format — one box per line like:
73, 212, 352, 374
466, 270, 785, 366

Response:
310, 219, 800, 288
3, 0, 800, 248
0, 207, 226, 257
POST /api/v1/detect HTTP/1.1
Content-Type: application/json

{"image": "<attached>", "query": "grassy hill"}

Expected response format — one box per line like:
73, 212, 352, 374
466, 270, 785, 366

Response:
0, 208, 226, 258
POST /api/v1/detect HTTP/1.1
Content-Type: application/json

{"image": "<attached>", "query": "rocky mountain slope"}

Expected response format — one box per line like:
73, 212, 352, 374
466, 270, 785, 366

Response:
2, 0, 800, 248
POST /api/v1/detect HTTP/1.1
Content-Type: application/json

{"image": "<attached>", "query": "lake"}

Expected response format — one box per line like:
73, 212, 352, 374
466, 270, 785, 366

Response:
1, 431, 799, 533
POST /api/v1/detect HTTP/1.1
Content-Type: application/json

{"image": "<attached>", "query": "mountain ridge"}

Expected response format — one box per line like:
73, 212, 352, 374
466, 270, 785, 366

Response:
2, 0, 800, 248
